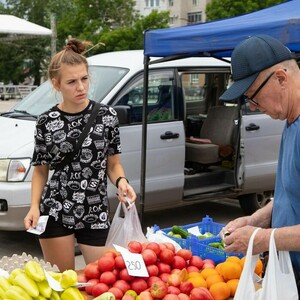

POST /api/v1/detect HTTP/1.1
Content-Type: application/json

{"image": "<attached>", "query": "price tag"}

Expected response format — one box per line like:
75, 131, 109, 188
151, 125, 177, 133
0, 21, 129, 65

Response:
114, 244, 149, 277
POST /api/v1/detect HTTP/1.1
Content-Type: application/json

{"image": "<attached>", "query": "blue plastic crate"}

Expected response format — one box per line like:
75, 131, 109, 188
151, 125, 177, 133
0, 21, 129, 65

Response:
153, 215, 244, 264
153, 215, 224, 250
188, 235, 243, 264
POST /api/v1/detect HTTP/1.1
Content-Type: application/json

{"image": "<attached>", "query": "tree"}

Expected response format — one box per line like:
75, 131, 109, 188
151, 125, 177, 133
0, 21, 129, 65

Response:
206, 0, 286, 21
0, 0, 61, 85
97, 10, 170, 53
56, 0, 138, 48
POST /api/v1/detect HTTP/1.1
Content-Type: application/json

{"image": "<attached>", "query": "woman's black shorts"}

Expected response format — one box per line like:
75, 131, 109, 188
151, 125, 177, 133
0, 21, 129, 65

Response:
38, 216, 109, 246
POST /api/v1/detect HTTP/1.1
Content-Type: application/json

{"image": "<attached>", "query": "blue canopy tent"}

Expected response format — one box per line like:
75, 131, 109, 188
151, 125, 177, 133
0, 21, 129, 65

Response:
138, 0, 300, 223
144, 0, 300, 60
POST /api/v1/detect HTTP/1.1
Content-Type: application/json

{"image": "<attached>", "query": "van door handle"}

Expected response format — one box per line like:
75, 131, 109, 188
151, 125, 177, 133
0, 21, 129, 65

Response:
246, 123, 260, 131
160, 131, 179, 140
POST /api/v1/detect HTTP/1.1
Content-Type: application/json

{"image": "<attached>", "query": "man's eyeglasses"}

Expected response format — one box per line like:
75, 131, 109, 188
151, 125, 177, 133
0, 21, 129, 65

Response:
245, 71, 275, 106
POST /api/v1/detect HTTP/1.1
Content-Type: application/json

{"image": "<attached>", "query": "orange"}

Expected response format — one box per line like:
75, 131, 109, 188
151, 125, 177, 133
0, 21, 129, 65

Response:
226, 278, 239, 297
188, 271, 202, 278
226, 256, 241, 264
200, 268, 219, 280
218, 261, 242, 281
187, 275, 207, 288
254, 258, 263, 276
240, 256, 263, 276
206, 274, 224, 289
209, 282, 231, 300
215, 262, 224, 275
240, 256, 246, 268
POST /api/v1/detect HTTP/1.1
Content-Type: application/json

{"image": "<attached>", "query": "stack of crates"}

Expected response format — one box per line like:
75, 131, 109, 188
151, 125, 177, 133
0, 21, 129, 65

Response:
153, 215, 243, 264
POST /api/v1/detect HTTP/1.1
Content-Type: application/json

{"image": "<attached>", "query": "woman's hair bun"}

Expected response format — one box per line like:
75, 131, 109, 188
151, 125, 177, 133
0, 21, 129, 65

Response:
65, 38, 93, 55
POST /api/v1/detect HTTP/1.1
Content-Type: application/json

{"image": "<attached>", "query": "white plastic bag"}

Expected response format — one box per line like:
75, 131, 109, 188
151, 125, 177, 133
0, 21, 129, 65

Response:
146, 226, 182, 252
105, 202, 147, 249
258, 229, 298, 300
234, 228, 298, 300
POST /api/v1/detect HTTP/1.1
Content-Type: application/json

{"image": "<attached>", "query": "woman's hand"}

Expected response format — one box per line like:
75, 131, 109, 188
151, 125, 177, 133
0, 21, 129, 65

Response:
24, 206, 40, 229
117, 181, 137, 206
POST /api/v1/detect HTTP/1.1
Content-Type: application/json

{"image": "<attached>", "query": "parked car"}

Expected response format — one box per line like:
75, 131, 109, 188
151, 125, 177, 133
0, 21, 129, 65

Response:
0, 50, 284, 230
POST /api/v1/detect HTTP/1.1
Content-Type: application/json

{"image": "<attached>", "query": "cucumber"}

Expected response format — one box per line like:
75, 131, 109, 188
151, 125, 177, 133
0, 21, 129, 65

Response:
172, 225, 191, 239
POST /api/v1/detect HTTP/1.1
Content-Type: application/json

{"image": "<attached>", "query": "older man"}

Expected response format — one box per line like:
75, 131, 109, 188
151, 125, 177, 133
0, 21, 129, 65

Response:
220, 35, 300, 282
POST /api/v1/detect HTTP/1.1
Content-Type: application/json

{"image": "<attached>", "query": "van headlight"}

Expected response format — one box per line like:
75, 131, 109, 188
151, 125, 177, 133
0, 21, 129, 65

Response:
0, 159, 31, 182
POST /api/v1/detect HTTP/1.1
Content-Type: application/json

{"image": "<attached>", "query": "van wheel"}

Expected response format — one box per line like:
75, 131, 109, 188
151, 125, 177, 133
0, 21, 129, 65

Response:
238, 191, 273, 215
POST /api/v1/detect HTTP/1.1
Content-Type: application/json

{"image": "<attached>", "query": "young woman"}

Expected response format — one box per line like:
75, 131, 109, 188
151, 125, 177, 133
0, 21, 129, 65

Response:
24, 38, 136, 271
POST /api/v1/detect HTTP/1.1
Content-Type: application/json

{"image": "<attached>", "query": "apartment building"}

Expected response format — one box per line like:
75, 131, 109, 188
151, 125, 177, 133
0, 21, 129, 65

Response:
134, 0, 211, 27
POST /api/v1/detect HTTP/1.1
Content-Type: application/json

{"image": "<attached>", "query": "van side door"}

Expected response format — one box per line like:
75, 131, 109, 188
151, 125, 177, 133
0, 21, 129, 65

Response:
110, 69, 185, 212
240, 104, 285, 194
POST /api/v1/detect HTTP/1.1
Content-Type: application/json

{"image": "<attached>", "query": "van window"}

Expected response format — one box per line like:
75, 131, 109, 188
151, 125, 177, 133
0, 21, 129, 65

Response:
114, 70, 176, 123
11, 66, 128, 117
181, 71, 230, 138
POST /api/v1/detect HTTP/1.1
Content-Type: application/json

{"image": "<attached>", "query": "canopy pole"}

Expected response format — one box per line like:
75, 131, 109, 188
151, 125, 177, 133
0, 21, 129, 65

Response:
139, 55, 150, 227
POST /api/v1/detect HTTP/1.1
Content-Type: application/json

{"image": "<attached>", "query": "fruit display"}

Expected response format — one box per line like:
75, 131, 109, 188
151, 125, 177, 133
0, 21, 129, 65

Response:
81, 240, 263, 300
0, 257, 86, 300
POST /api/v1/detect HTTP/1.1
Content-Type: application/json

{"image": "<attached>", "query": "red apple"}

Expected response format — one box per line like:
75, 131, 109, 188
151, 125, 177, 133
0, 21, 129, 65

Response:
176, 249, 192, 261
138, 291, 153, 300
159, 243, 167, 251
172, 256, 187, 269
147, 264, 159, 277
178, 293, 191, 300
202, 259, 215, 265
119, 268, 135, 282
113, 280, 131, 293
128, 241, 143, 253
99, 271, 117, 285
98, 255, 115, 272
92, 282, 109, 297
123, 295, 135, 300
142, 249, 158, 265
77, 273, 88, 291
186, 266, 200, 273
179, 281, 194, 295
147, 276, 162, 287
162, 242, 176, 253
168, 286, 181, 295
85, 278, 99, 295
115, 255, 126, 269
189, 256, 203, 269
159, 273, 170, 283
159, 248, 175, 264
131, 278, 148, 294
163, 294, 180, 300
146, 242, 161, 255
190, 287, 214, 300
109, 287, 124, 299
84, 262, 100, 279
150, 280, 168, 298
201, 259, 215, 269
167, 273, 181, 287
157, 262, 171, 274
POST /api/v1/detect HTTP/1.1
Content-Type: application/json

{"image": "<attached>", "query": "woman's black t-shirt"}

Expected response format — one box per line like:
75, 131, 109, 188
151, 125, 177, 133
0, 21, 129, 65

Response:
31, 100, 121, 230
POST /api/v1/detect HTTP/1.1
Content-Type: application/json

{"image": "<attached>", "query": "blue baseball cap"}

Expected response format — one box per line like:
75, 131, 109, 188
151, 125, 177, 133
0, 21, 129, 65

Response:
220, 35, 295, 101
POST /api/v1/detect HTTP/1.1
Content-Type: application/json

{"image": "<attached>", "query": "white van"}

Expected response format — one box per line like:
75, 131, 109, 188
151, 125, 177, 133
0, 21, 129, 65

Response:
0, 50, 284, 230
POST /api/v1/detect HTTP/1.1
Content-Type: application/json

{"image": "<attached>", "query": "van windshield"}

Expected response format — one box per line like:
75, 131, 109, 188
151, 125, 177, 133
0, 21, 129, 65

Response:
11, 65, 128, 117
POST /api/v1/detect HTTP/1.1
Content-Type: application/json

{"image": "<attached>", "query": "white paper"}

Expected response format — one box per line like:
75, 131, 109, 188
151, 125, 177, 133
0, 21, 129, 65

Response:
114, 244, 149, 277
27, 215, 49, 235
44, 269, 64, 291
187, 226, 201, 236
0, 268, 9, 278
